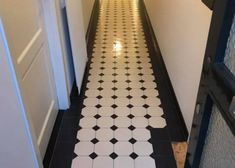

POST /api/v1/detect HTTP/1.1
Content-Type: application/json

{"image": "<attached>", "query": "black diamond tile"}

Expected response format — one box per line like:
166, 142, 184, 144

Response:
89, 152, 98, 159
129, 152, 138, 159
94, 114, 101, 119
109, 152, 118, 159
126, 87, 132, 91
112, 95, 118, 99
140, 87, 146, 91
96, 95, 103, 99
128, 125, 136, 131
99, 73, 104, 76
95, 104, 102, 109
91, 138, 99, 144
92, 125, 100, 131
144, 114, 151, 119
146, 125, 152, 130
111, 104, 118, 108
98, 80, 104, 83
112, 87, 118, 91
126, 95, 133, 99
72, 152, 78, 159
111, 114, 118, 119
97, 87, 103, 91
127, 114, 134, 119
127, 104, 134, 108
141, 95, 148, 99
125, 80, 131, 83
110, 125, 118, 131
129, 138, 137, 144
110, 138, 118, 144
143, 104, 150, 108
112, 73, 118, 76
112, 80, 118, 83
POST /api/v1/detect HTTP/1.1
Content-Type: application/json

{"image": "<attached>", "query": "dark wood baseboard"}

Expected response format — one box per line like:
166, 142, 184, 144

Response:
43, 110, 65, 168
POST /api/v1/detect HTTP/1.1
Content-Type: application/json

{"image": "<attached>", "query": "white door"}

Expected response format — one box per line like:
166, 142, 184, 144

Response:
66, 0, 88, 92
0, 0, 59, 157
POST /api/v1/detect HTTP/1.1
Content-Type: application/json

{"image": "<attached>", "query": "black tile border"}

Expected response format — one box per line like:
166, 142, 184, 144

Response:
139, 0, 188, 141
150, 128, 177, 168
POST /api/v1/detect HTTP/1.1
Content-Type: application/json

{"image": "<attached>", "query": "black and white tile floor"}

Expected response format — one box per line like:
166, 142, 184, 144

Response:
72, 0, 167, 167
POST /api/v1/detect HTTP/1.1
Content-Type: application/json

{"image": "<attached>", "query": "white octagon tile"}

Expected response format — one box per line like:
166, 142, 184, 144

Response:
98, 107, 114, 116
81, 107, 98, 117
115, 98, 130, 107
96, 128, 114, 141
114, 107, 131, 116
93, 157, 113, 168
114, 117, 131, 127
114, 142, 133, 155
145, 98, 161, 106
147, 107, 164, 117
74, 142, 94, 155
94, 142, 113, 155
97, 117, 113, 128
130, 98, 145, 106
79, 117, 96, 128
133, 142, 153, 155
114, 157, 134, 168
100, 98, 115, 107
133, 129, 151, 141
83, 98, 99, 107
149, 117, 167, 128
77, 129, 96, 141
114, 128, 132, 141
135, 156, 156, 168
85, 89, 100, 97
131, 107, 146, 117
71, 157, 92, 168
132, 117, 148, 128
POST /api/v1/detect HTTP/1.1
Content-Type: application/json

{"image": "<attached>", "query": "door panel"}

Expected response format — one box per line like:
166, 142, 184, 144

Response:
0, 0, 58, 158
187, 0, 235, 167
66, 0, 88, 92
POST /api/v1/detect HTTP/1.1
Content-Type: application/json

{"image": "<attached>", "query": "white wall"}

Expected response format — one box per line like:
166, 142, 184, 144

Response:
0, 19, 41, 168
144, 0, 212, 132
81, 0, 95, 33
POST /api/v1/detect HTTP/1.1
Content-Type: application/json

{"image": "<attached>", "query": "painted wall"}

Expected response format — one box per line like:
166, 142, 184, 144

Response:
144, 0, 212, 132
81, 0, 95, 33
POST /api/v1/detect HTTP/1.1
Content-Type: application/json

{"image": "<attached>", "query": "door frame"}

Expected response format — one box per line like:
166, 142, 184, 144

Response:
42, 0, 71, 109
186, 0, 235, 167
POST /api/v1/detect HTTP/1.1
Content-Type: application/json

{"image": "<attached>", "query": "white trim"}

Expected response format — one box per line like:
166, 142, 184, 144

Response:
42, 0, 70, 109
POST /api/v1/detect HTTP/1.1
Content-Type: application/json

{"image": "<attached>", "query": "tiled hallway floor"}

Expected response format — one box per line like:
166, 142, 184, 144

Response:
71, 0, 174, 168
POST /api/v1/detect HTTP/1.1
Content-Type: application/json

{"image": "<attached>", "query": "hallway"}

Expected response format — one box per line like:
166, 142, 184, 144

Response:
71, 0, 174, 167
74, 0, 165, 167
47, 0, 187, 167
